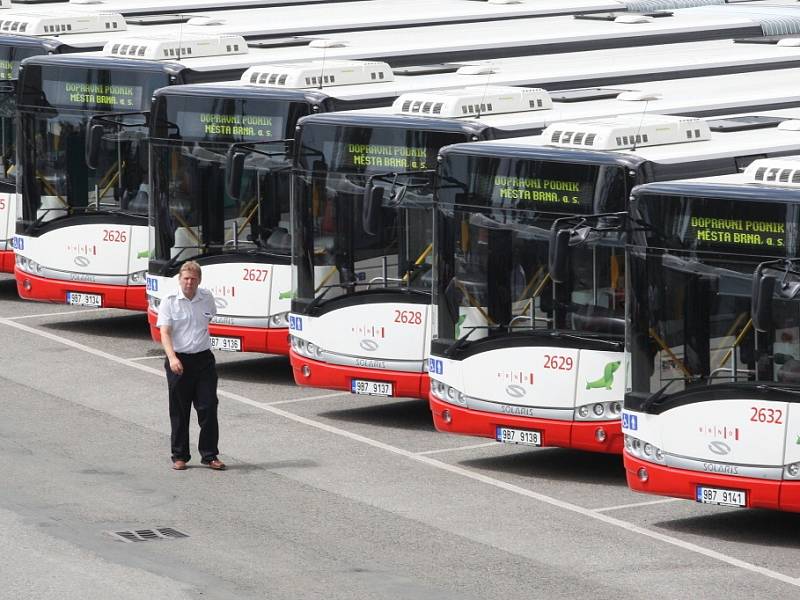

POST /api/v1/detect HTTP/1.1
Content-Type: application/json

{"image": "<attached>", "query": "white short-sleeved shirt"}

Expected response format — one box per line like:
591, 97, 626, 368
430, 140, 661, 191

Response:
156, 287, 217, 354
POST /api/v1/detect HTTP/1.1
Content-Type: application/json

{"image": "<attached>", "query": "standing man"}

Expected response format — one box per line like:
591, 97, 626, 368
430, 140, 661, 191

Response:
157, 260, 226, 471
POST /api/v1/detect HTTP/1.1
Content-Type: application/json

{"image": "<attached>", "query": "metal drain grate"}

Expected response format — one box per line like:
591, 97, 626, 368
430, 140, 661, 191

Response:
107, 527, 189, 543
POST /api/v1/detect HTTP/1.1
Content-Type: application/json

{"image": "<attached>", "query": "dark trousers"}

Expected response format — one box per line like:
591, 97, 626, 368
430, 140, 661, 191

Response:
165, 349, 219, 463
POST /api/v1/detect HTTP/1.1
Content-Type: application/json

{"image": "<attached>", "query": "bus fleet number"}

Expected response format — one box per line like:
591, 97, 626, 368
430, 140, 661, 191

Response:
750, 407, 783, 424
242, 268, 269, 282
0, 197, 5, 210
544, 355, 573, 370
394, 310, 422, 324
103, 229, 127, 243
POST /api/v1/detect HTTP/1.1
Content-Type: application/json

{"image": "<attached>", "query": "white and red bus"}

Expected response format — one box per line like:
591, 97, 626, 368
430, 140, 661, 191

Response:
622, 155, 800, 512
428, 109, 800, 452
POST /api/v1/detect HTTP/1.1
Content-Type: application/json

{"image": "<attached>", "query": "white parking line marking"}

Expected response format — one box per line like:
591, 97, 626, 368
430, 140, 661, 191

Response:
5, 308, 117, 320
2, 315, 799, 589
416, 442, 498, 456
594, 498, 684, 513
267, 392, 350, 405
128, 355, 166, 361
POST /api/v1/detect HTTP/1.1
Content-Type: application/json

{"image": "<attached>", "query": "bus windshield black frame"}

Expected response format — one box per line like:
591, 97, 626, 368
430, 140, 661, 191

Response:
148, 91, 310, 275
627, 186, 800, 408
433, 149, 628, 351
291, 119, 473, 313
16, 60, 168, 231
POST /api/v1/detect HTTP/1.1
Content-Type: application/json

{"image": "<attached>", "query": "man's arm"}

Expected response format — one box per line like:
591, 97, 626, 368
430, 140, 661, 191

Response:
161, 325, 183, 376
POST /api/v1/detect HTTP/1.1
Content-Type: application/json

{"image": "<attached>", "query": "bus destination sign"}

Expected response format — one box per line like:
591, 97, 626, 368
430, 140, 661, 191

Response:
344, 144, 430, 170
690, 216, 786, 249
492, 175, 590, 207
177, 111, 284, 143
42, 80, 144, 110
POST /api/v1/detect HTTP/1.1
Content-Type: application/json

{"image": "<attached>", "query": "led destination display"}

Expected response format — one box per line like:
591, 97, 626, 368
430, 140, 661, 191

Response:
42, 80, 143, 110
690, 216, 786, 248
343, 143, 430, 170
492, 175, 589, 206
176, 111, 285, 143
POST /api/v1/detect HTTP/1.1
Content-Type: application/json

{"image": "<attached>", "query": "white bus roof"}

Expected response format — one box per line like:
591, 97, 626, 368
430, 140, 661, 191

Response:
23, 3, 800, 54
225, 38, 800, 104
451, 107, 800, 167
2, 0, 368, 13
345, 66, 800, 135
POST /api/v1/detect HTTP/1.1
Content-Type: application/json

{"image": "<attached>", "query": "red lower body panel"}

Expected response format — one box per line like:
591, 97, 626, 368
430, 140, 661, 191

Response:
147, 309, 289, 355
624, 453, 800, 512
0, 249, 13, 274
430, 395, 623, 454
290, 350, 429, 399
16, 270, 146, 311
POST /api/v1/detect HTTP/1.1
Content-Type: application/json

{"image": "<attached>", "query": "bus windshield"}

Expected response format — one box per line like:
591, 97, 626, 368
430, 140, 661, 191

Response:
17, 64, 168, 229
628, 192, 800, 398
293, 123, 466, 310
0, 44, 42, 191
149, 96, 308, 267
434, 152, 627, 345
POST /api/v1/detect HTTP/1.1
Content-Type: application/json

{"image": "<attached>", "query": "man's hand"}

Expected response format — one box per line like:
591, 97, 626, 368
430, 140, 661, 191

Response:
169, 356, 184, 376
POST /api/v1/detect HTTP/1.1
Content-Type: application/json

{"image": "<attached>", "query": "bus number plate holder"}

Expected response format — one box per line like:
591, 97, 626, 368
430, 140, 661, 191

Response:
66, 292, 102, 308
496, 426, 541, 446
211, 336, 242, 352
696, 486, 746, 508
351, 379, 393, 396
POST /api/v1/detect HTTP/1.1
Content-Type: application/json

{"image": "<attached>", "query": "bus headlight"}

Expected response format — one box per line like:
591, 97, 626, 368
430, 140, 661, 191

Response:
270, 311, 290, 328
128, 270, 147, 284
147, 295, 161, 310
624, 434, 666, 465
430, 380, 470, 407
15, 255, 41, 274
785, 462, 800, 479
575, 401, 622, 421
290, 336, 323, 359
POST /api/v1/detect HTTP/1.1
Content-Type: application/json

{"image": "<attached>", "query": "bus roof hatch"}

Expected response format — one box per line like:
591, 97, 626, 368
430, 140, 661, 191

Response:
103, 33, 247, 60
543, 114, 712, 151
391, 86, 552, 118
242, 60, 394, 89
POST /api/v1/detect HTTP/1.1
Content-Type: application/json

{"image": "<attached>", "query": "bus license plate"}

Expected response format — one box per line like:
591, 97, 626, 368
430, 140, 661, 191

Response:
696, 486, 746, 508
351, 379, 393, 396
66, 292, 102, 308
496, 426, 541, 446
211, 336, 241, 352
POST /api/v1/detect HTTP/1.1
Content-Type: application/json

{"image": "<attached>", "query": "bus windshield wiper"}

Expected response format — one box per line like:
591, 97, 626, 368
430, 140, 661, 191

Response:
641, 380, 679, 411
753, 384, 800, 396
549, 331, 622, 348
445, 326, 491, 354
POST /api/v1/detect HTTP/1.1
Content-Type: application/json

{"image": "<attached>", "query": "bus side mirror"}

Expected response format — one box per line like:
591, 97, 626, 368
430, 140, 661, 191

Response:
226, 151, 246, 200
751, 273, 775, 332
548, 228, 571, 284
86, 123, 104, 170
362, 183, 383, 236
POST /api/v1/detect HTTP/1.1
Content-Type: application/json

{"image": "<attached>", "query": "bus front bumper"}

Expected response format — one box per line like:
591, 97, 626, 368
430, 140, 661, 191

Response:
430, 395, 623, 454
16, 270, 146, 311
290, 350, 429, 399
0, 249, 13, 273
624, 454, 800, 512
147, 309, 289, 355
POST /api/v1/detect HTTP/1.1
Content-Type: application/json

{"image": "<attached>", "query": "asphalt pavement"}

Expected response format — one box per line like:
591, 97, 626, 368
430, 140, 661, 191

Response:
1, 272, 799, 600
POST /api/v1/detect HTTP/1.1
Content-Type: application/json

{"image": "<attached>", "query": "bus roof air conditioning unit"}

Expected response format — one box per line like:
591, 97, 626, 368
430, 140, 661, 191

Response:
0, 10, 125, 34
543, 115, 712, 150
392, 86, 552, 118
103, 34, 247, 60
242, 60, 393, 89
744, 157, 800, 187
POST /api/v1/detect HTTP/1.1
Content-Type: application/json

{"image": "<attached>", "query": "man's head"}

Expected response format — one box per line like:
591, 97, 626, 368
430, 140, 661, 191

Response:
178, 260, 202, 299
